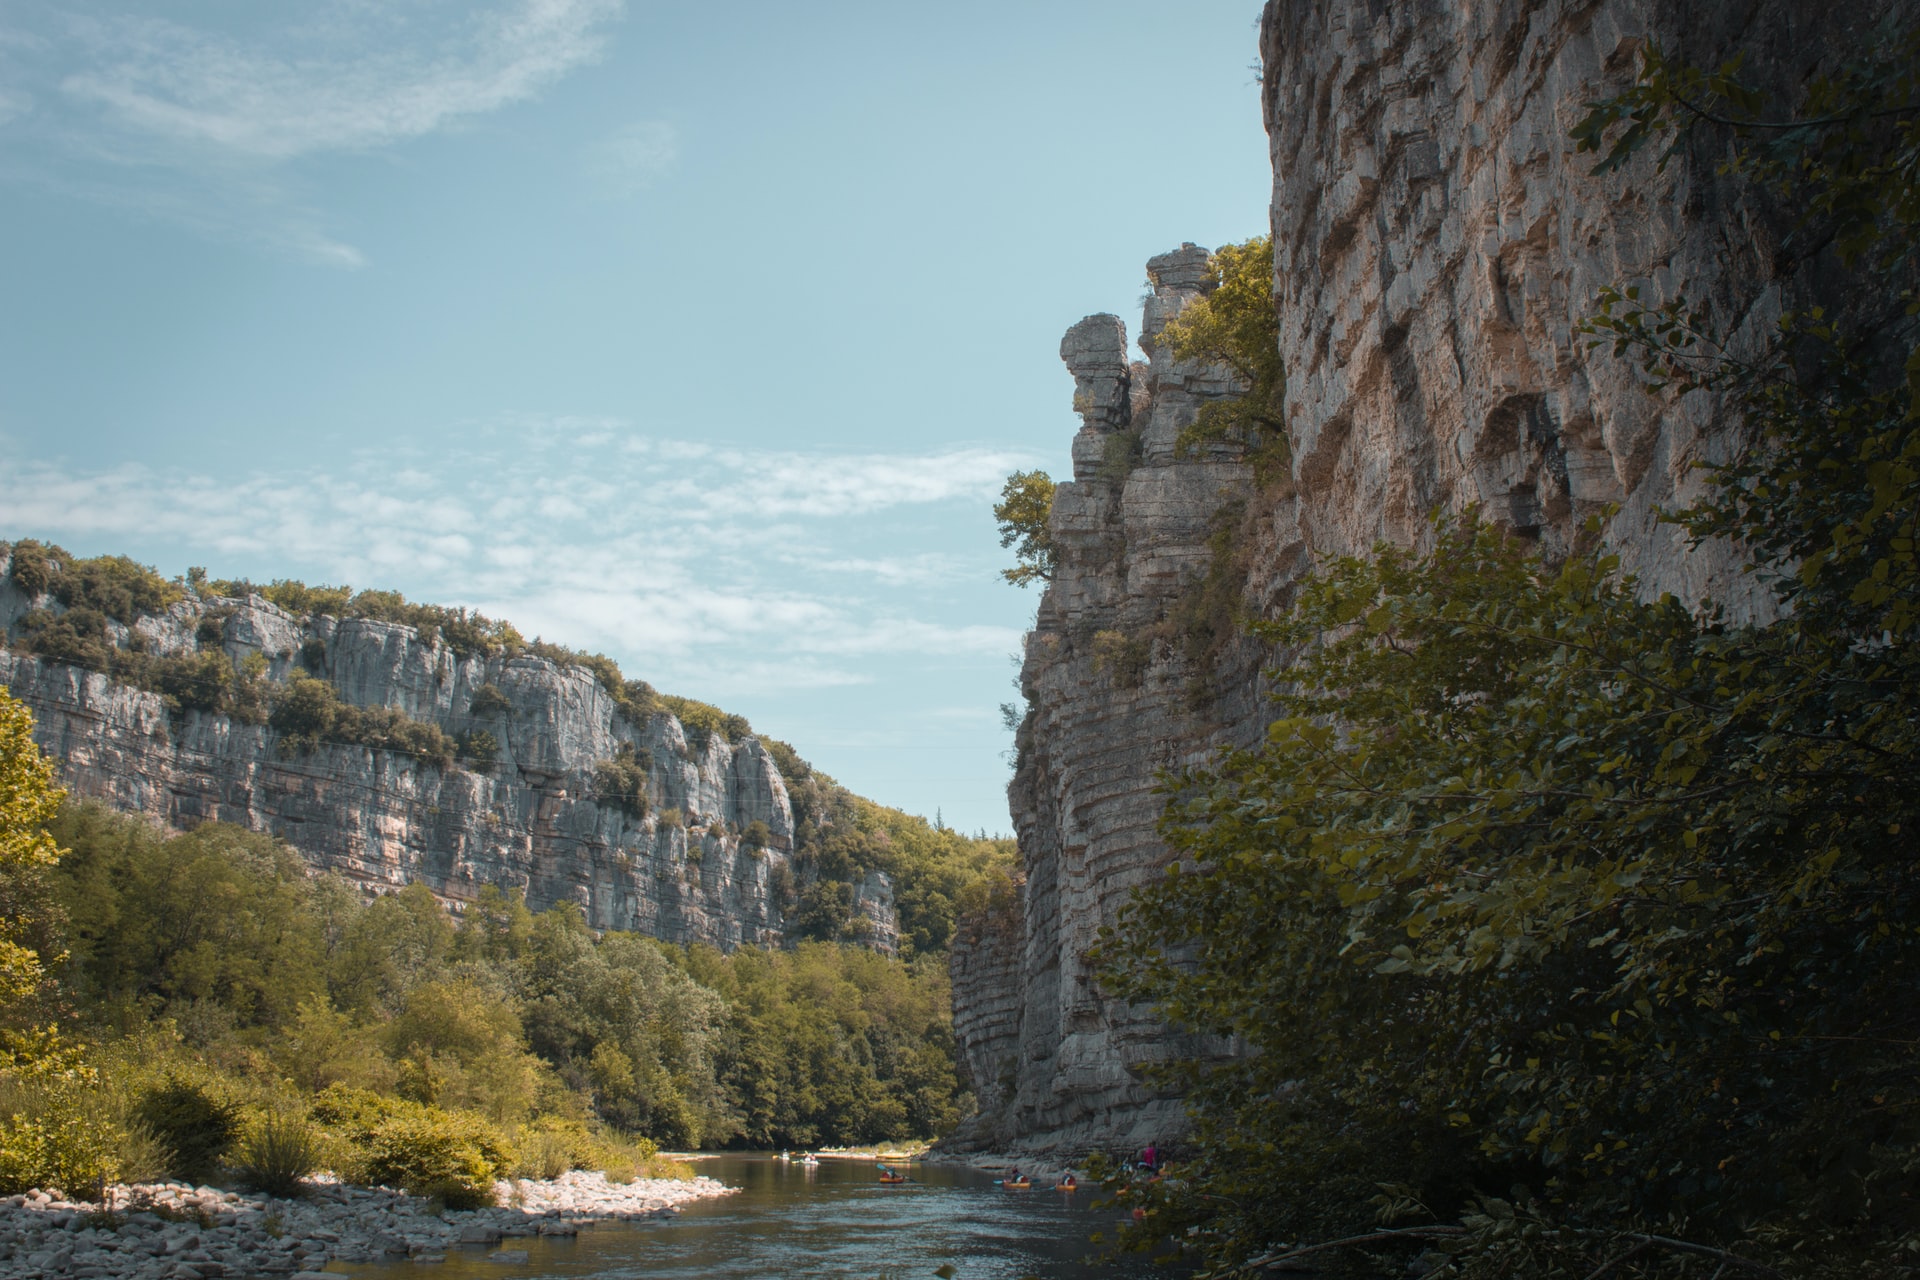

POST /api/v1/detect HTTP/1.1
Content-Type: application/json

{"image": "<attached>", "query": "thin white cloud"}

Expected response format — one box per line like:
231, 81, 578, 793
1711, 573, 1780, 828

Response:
0, 426, 1037, 693
585, 119, 677, 196
61, 1, 621, 160
0, 1, 624, 263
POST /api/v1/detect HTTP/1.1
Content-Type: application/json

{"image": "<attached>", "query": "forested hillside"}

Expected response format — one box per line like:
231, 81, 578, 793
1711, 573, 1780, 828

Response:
0, 545, 1014, 1200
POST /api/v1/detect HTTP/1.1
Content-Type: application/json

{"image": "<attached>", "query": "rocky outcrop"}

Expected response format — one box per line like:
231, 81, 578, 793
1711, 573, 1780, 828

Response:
0, 552, 894, 952
946, 251, 1276, 1155
950, 0, 1885, 1157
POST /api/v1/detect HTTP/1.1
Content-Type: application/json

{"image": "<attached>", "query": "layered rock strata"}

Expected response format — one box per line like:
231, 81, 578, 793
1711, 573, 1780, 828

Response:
947, 249, 1281, 1153
950, 0, 1887, 1156
0, 553, 890, 952
1262, 0, 1892, 614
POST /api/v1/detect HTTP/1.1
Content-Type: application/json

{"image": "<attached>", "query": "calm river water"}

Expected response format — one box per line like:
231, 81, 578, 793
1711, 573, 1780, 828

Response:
344, 1155, 1181, 1280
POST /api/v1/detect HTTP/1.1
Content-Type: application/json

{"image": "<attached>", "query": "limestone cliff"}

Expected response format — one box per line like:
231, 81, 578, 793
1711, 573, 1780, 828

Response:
0, 549, 896, 953
949, 0, 1883, 1157
947, 250, 1277, 1153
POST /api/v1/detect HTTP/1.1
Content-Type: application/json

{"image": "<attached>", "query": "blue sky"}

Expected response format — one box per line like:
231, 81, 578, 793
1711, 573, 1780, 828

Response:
0, 0, 1272, 834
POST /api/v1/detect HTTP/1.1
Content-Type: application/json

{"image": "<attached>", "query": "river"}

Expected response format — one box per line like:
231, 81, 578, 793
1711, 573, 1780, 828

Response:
342, 1154, 1181, 1279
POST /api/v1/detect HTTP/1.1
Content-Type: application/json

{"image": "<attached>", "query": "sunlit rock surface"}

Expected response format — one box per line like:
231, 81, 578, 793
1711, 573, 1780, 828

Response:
0, 556, 897, 951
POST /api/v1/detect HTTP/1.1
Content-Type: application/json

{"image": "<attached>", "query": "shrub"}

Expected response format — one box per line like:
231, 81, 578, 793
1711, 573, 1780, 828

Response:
360, 1112, 506, 1207
591, 743, 651, 816
467, 684, 513, 719
515, 1127, 572, 1181
135, 1078, 241, 1184
270, 673, 456, 769
23, 544, 182, 625
660, 696, 747, 751
312, 1086, 509, 1207
742, 819, 772, 848
6, 540, 55, 598
0, 1075, 167, 1198
234, 1110, 323, 1197
151, 652, 235, 714
457, 729, 500, 766
762, 738, 810, 782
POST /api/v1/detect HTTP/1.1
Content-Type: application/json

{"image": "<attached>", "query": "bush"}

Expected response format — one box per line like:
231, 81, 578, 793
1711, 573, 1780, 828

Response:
135, 1077, 241, 1184
660, 696, 748, 751
591, 743, 651, 816
467, 684, 513, 719
270, 672, 456, 769
6, 541, 55, 598
234, 1110, 323, 1197
311, 1086, 507, 1207
0, 1075, 167, 1199
360, 1112, 505, 1207
457, 729, 500, 766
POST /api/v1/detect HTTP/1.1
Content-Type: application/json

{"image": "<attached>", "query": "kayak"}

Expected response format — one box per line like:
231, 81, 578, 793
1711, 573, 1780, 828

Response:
879, 1174, 910, 1184
1001, 1178, 1032, 1189
1055, 1182, 1079, 1192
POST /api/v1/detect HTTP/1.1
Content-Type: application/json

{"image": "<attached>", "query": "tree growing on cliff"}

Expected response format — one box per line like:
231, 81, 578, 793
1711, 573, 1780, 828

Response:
993, 469, 1055, 587
1093, 26, 1920, 1280
1155, 235, 1286, 472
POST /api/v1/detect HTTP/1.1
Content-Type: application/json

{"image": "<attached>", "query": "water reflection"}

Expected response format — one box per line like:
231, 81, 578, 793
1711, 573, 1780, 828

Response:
345, 1154, 1182, 1279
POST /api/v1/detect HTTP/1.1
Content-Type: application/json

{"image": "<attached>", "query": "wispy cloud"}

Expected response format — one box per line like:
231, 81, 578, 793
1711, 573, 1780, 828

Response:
0, 424, 1036, 696
585, 119, 677, 196
0, 0, 624, 262
61, 1, 620, 160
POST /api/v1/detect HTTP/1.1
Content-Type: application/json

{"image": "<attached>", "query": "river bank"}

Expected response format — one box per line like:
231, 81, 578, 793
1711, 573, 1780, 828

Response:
0, 1170, 734, 1279
920, 1149, 1083, 1186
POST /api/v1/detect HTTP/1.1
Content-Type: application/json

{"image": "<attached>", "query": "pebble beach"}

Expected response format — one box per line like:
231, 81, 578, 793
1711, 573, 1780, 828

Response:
0, 1170, 735, 1279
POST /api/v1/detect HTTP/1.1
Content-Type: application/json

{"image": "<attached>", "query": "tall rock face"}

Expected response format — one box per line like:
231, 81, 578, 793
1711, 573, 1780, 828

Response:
1262, 0, 1889, 615
0, 552, 891, 952
949, 0, 1885, 1156
946, 251, 1284, 1154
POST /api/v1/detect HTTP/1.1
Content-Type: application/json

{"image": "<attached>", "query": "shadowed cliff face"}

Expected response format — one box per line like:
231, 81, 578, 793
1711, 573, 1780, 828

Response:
0, 553, 899, 953
949, 0, 1888, 1158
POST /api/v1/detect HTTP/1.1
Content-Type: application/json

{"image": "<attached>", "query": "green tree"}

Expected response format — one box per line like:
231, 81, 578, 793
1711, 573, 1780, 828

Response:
0, 689, 65, 1013
1156, 236, 1285, 468
993, 469, 1056, 587
49, 807, 328, 1031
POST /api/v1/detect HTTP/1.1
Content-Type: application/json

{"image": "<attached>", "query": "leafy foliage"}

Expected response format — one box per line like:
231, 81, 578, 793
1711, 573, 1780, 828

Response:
1093, 29, 1920, 1280
993, 470, 1056, 588
233, 1110, 324, 1197
5, 541, 182, 625
1155, 236, 1287, 474
270, 670, 458, 769
678, 942, 967, 1149
34, 805, 984, 1157
0, 689, 64, 1013
658, 694, 749, 751
135, 1076, 242, 1183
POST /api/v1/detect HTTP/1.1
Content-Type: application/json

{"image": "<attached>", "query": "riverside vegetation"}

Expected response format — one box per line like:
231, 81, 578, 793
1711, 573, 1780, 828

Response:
1049, 27, 1920, 1280
0, 563, 1015, 1207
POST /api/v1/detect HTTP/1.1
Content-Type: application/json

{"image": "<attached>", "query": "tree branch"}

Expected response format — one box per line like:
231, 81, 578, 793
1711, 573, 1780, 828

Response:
1245, 1225, 1466, 1269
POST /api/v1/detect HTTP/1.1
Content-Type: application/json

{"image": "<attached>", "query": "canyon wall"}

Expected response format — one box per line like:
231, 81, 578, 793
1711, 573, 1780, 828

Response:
949, 0, 1882, 1157
0, 552, 897, 953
